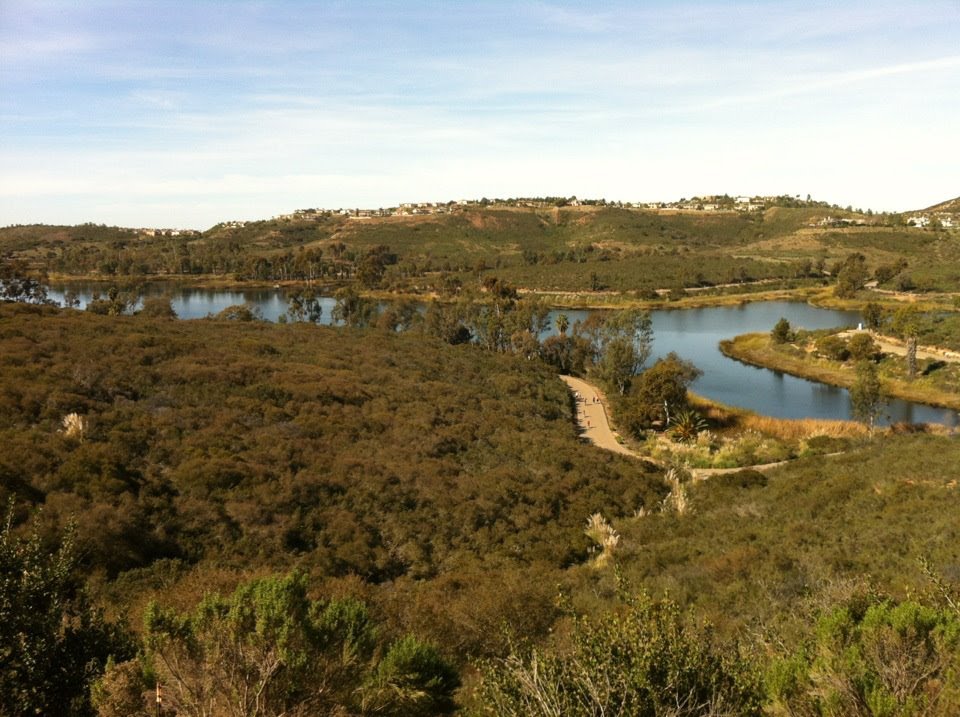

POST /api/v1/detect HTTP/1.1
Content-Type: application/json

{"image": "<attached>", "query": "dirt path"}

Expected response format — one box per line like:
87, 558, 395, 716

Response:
559, 376, 634, 456
559, 375, 814, 478
837, 330, 960, 363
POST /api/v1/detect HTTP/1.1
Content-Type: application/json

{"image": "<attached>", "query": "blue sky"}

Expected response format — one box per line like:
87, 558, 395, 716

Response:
1, 1, 958, 228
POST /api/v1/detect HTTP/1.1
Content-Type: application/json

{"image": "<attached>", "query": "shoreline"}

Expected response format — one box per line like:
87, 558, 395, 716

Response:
44, 272, 826, 311
720, 332, 960, 413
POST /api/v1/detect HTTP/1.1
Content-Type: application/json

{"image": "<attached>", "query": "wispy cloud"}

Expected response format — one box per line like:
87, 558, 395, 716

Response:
1, 0, 958, 226
693, 54, 960, 111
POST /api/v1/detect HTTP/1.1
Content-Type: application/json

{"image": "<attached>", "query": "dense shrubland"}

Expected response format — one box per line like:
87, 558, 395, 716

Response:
0, 303, 662, 584
5, 295, 960, 713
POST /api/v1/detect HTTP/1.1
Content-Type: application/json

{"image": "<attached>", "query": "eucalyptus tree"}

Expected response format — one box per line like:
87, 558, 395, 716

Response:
593, 309, 654, 395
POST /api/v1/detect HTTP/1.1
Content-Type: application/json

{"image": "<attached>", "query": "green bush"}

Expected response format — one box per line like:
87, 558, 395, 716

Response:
474, 593, 764, 716
768, 594, 960, 716
815, 334, 850, 361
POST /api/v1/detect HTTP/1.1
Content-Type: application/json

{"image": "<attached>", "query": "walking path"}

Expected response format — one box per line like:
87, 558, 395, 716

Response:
560, 374, 812, 479
837, 329, 960, 363
559, 376, 633, 456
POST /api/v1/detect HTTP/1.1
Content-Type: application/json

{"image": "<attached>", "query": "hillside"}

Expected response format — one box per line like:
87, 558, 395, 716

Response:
926, 195, 960, 213
9, 201, 960, 297
0, 302, 662, 649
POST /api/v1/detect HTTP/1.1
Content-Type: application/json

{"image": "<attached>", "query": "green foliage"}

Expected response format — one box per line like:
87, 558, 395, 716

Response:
669, 408, 709, 443
771, 317, 793, 344
0, 503, 134, 716
620, 352, 702, 434
847, 332, 878, 361
815, 334, 851, 362
768, 593, 960, 716
592, 309, 654, 395
835, 252, 869, 298
474, 592, 764, 716
145, 571, 458, 716
363, 635, 460, 716
850, 361, 886, 428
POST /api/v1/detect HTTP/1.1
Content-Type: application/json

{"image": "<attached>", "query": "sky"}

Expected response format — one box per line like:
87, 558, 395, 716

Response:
1, 1, 958, 229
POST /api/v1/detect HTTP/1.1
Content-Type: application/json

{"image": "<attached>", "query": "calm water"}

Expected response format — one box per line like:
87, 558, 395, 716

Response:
46, 283, 960, 426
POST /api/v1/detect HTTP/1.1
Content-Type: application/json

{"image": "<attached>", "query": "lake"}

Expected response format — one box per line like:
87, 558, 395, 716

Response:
45, 283, 960, 426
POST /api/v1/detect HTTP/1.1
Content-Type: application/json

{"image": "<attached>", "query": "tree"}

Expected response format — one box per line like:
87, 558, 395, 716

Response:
0, 260, 53, 305
596, 337, 638, 395
0, 502, 134, 716
356, 245, 394, 288
771, 317, 793, 344
847, 332, 878, 361
332, 286, 377, 327
862, 301, 886, 331
214, 304, 261, 321
621, 353, 701, 433
376, 300, 420, 333
86, 287, 136, 316
850, 360, 885, 428
593, 309, 654, 395
422, 300, 472, 345
138, 296, 177, 319
835, 252, 869, 298
541, 334, 592, 375
892, 306, 922, 380
284, 289, 323, 323
816, 334, 850, 362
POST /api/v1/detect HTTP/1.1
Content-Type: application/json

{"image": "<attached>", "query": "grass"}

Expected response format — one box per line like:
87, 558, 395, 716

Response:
689, 393, 868, 441
599, 432, 960, 638
721, 332, 960, 411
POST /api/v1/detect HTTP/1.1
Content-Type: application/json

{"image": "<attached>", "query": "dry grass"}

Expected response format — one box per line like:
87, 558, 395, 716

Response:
584, 512, 620, 567
689, 394, 868, 441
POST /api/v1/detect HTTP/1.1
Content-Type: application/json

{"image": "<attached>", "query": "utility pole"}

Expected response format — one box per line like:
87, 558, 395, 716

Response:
156, 682, 162, 717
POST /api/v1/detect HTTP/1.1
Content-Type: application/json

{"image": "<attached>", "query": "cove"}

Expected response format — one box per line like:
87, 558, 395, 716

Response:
45, 283, 960, 426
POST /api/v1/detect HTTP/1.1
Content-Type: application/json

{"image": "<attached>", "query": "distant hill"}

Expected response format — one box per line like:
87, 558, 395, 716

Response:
924, 196, 960, 213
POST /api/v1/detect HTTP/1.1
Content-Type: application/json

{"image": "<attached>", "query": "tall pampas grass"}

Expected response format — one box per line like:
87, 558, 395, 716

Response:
584, 513, 620, 566
60, 413, 87, 441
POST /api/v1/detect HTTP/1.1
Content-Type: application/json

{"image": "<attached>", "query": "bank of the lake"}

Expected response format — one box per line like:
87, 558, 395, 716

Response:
45, 270, 827, 311
720, 332, 960, 412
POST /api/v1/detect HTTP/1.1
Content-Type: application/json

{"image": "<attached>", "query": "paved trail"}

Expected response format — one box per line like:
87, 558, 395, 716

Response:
559, 376, 634, 456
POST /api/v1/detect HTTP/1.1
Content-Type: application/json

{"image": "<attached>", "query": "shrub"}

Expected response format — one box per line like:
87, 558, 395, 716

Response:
768, 595, 960, 716
847, 332, 878, 361
712, 468, 768, 490
815, 334, 850, 362
475, 593, 763, 716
